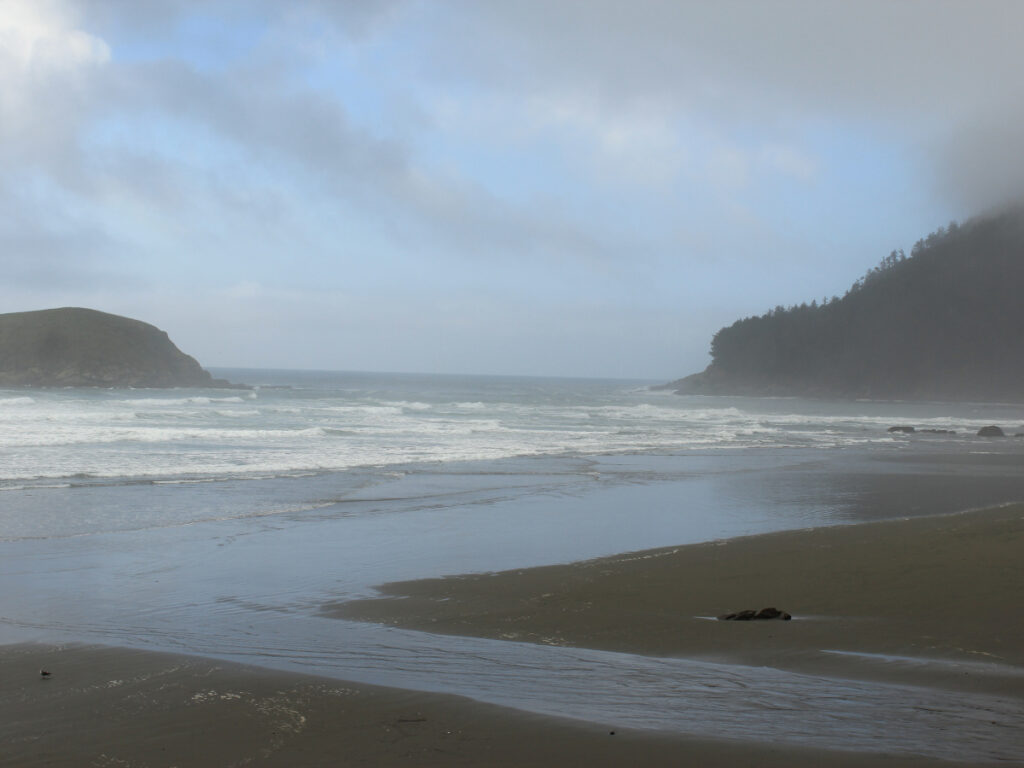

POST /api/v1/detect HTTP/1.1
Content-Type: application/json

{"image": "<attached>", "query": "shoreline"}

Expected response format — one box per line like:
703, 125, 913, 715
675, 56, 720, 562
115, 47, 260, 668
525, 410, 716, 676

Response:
6, 505, 1023, 766
2, 642, 996, 768
330, 504, 1024, 696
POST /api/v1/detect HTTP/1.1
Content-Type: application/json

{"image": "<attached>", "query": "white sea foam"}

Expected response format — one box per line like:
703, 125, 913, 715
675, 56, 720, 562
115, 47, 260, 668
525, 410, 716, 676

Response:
395, 401, 432, 411
123, 395, 247, 407
325, 405, 403, 416
1, 374, 1019, 483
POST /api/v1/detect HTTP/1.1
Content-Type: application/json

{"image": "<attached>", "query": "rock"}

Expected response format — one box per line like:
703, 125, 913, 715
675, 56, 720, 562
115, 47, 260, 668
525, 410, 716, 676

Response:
888, 426, 957, 435
0, 308, 245, 389
718, 607, 791, 621
977, 425, 1006, 437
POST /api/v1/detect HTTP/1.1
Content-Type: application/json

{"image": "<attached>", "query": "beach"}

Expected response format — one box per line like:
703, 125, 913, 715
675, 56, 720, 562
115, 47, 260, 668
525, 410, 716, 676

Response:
6, 644, 983, 768
6, 504, 1022, 767
331, 503, 1024, 696
5, 377, 1024, 765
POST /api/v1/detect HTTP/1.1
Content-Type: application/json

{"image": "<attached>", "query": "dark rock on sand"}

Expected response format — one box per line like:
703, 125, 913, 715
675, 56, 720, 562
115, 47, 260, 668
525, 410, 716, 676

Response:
0, 307, 243, 389
755, 607, 791, 620
718, 610, 757, 621
718, 607, 791, 621
977, 426, 1006, 437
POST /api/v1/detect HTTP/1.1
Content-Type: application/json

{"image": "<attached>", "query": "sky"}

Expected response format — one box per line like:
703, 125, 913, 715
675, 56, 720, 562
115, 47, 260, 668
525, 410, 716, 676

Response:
3, 0, 1024, 379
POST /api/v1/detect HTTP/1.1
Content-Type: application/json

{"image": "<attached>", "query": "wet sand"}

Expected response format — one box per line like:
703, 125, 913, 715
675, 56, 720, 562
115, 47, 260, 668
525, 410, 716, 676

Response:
331, 504, 1024, 697
2, 643, 989, 767
6, 505, 1022, 766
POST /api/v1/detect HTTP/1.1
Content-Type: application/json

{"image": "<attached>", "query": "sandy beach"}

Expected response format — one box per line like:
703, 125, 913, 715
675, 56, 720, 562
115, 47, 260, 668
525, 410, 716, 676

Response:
1, 643, 995, 768
5, 505, 1022, 766
332, 503, 1024, 697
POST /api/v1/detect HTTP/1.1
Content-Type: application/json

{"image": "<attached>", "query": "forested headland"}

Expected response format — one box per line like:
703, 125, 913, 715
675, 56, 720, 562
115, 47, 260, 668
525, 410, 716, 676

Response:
670, 207, 1024, 401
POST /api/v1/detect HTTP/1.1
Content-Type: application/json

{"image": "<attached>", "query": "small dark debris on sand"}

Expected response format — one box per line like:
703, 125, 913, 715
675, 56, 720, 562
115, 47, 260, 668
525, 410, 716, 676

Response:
718, 607, 792, 621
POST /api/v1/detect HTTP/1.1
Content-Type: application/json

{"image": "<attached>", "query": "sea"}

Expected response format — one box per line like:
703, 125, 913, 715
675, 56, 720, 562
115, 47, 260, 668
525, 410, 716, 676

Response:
3, 369, 1024, 760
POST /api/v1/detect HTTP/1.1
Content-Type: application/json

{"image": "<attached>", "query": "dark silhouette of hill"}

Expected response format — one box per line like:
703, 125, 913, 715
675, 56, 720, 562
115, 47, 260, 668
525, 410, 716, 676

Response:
0, 308, 237, 388
671, 207, 1024, 401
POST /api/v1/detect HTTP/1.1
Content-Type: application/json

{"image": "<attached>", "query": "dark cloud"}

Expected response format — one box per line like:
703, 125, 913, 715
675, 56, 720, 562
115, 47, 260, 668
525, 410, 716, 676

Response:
115, 59, 408, 183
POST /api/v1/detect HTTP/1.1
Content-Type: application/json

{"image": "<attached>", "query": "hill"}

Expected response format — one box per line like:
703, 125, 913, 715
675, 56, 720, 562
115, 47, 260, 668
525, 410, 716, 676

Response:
671, 207, 1024, 401
0, 308, 236, 389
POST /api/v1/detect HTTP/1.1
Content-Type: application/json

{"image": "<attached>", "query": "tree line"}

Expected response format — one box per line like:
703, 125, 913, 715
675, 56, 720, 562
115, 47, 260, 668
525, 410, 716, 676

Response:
695, 208, 1024, 400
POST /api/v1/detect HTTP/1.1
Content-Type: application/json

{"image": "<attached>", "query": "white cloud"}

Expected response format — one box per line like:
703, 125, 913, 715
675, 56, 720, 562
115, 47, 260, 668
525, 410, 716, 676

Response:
0, 0, 109, 70
0, 0, 110, 155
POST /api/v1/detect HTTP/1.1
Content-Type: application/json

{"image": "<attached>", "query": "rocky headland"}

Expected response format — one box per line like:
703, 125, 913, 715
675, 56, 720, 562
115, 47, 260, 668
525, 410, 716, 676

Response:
0, 307, 239, 389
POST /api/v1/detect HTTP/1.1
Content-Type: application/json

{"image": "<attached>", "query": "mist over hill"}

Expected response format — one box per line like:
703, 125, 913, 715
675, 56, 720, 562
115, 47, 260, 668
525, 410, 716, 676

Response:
671, 207, 1024, 401
0, 308, 235, 389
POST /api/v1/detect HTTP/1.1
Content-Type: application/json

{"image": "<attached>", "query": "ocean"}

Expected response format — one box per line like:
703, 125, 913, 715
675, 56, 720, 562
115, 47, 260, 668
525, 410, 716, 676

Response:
3, 369, 1024, 758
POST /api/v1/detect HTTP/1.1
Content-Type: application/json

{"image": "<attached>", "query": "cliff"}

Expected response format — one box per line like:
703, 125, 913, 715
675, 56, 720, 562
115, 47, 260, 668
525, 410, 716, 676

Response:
670, 207, 1024, 401
0, 308, 237, 389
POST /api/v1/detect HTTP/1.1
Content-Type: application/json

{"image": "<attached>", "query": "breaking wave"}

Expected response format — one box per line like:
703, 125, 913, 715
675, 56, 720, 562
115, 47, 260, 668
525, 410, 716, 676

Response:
2, 371, 1020, 483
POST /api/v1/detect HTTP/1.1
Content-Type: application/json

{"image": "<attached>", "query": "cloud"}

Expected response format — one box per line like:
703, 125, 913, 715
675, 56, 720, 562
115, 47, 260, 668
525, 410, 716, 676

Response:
0, 0, 108, 68
932, 103, 1024, 215
0, 0, 110, 164
0, 2, 622, 294
430, 0, 1024, 212
526, 95, 687, 187
0, 206, 122, 291
90, 52, 635, 274
5, 0, 1024, 377
437, 1, 1024, 119
0, 1, 121, 288
76, 0, 405, 39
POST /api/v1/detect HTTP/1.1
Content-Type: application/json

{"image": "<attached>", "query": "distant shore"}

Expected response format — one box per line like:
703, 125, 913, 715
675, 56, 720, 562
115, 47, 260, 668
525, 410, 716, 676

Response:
7, 505, 1022, 766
